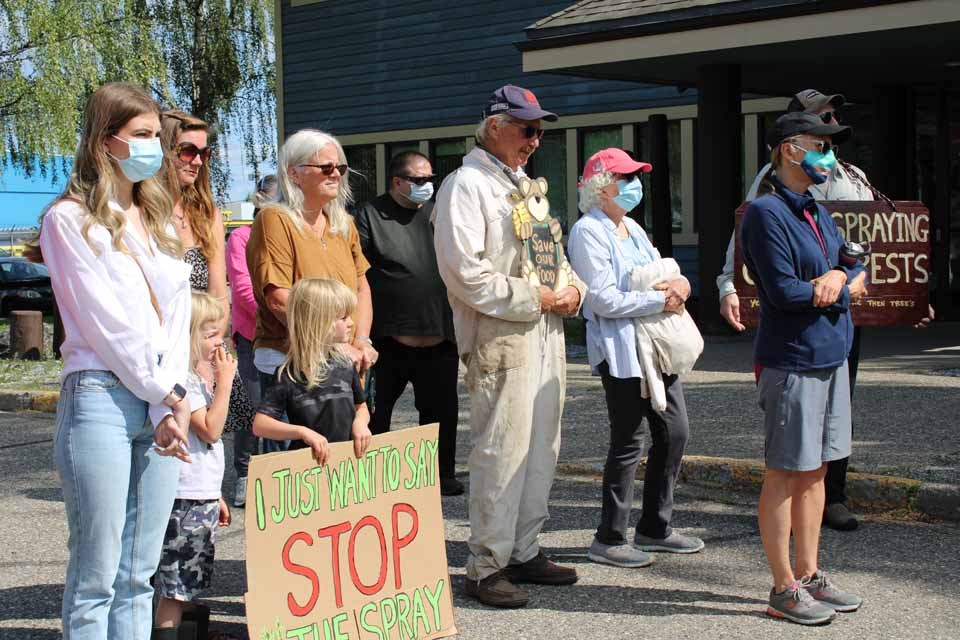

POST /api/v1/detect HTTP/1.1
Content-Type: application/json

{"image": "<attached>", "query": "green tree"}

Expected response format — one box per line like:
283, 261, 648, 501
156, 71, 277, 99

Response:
0, 0, 275, 197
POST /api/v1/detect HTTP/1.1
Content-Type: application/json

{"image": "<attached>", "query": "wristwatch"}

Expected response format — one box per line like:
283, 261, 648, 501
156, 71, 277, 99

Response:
163, 383, 187, 407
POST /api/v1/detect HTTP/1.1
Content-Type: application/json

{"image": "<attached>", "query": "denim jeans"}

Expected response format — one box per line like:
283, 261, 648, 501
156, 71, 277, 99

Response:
233, 334, 261, 477
55, 370, 180, 639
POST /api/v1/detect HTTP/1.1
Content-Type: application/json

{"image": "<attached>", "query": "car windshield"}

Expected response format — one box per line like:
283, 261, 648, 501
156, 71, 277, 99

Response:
0, 260, 48, 280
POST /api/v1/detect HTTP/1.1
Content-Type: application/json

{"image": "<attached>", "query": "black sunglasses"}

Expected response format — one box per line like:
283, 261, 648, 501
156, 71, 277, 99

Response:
505, 120, 545, 140
400, 175, 435, 186
175, 142, 212, 163
299, 163, 348, 176
819, 111, 839, 125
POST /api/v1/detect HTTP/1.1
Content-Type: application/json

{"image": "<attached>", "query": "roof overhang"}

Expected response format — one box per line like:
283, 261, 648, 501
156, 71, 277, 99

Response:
520, 0, 960, 98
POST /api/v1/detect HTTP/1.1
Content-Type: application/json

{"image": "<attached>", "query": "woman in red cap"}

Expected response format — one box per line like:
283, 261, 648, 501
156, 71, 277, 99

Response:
568, 148, 704, 570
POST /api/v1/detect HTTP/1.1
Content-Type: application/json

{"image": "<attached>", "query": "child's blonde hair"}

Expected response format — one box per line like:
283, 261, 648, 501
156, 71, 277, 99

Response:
190, 291, 226, 369
280, 278, 357, 388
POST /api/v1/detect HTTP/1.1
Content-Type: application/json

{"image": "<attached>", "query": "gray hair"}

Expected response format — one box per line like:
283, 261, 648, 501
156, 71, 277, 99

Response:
275, 129, 353, 237
474, 113, 510, 147
578, 171, 615, 214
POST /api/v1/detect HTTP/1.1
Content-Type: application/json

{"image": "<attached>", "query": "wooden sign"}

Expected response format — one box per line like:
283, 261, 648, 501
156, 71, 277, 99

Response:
734, 201, 930, 326
522, 221, 571, 290
244, 424, 457, 640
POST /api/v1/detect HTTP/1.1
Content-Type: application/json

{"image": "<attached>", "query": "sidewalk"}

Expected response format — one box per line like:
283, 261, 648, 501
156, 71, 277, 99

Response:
2, 323, 958, 520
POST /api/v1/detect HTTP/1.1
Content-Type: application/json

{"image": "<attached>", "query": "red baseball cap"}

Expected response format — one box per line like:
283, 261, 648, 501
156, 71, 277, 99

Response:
582, 148, 652, 182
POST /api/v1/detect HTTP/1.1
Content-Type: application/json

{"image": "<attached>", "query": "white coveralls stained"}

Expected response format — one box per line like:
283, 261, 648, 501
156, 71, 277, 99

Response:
432, 147, 586, 581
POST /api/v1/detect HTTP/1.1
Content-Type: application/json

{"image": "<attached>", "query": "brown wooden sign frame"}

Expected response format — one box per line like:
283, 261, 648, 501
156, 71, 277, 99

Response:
734, 200, 930, 326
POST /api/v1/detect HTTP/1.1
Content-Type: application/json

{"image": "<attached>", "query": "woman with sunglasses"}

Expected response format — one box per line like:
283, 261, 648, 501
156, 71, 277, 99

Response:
160, 111, 252, 534
246, 129, 376, 450
741, 111, 868, 625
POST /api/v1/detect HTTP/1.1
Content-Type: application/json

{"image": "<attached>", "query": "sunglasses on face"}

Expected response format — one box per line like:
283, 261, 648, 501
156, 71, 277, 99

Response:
505, 120, 545, 140
400, 175, 435, 186
175, 142, 212, 163
299, 163, 349, 176
819, 111, 839, 125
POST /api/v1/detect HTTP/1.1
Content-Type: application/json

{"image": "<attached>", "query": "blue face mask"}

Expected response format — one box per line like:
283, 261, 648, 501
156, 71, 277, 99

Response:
612, 177, 643, 212
789, 144, 837, 185
111, 135, 164, 183
406, 180, 434, 204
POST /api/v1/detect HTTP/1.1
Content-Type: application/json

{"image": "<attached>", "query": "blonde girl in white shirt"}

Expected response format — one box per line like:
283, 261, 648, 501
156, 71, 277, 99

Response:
31, 82, 192, 640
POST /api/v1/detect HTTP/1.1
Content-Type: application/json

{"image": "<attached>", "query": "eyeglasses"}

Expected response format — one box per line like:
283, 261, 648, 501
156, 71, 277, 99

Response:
789, 138, 833, 155
505, 120, 545, 140
175, 142, 212, 163
400, 175, 435, 186
299, 163, 349, 176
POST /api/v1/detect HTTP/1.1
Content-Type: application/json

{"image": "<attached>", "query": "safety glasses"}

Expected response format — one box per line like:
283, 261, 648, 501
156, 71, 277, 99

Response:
175, 142, 213, 163
299, 163, 349, 176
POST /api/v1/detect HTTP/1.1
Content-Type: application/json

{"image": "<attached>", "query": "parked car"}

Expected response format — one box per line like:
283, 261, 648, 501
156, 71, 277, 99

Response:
0, 257, 53, 316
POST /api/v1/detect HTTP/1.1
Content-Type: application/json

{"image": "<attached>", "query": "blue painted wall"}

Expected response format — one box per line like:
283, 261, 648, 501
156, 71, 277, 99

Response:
0, 156, 71, 228
279, 1, 696, 137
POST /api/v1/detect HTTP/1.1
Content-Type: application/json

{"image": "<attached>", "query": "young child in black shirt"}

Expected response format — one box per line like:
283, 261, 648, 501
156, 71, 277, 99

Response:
253, 278, 372, 463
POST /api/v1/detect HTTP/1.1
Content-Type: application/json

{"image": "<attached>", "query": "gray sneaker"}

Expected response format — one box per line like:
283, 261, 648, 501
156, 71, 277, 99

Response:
587, 539, 653, 568
634, 531, 705, 554
767, 579, 837, 625
803, 570, 863, 612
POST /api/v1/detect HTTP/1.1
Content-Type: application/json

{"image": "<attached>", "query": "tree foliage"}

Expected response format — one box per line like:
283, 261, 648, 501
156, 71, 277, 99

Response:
0, 0, 275, 198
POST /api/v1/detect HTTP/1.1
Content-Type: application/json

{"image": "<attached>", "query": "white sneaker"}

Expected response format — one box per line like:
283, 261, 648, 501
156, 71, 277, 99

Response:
233, 477, 247, 507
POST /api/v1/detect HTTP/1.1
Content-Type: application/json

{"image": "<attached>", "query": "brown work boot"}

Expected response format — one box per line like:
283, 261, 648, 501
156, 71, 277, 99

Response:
464, 570, 529, 608
504, 551, 578, 585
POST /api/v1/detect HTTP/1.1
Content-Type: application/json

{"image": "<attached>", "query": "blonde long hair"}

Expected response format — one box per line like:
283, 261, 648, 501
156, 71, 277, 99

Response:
190, 291, 226, 370
274, 129, 353, 237
160, 110, 218, 257
26, 82, 179, 262
279, 278, 357, 389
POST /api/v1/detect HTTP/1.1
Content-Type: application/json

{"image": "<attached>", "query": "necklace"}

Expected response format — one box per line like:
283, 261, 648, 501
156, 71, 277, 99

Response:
172, 212, 188, 229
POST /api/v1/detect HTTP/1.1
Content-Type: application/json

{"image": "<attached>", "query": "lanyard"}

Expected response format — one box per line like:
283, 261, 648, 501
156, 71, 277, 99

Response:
802, 209, 831, 267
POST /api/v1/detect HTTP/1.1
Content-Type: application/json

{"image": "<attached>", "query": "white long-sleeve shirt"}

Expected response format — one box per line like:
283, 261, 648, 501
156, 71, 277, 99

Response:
40, 199, 191, 427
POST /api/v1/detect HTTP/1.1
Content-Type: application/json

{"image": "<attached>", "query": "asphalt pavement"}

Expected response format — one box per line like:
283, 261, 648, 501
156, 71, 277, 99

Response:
1, 323, 958, 638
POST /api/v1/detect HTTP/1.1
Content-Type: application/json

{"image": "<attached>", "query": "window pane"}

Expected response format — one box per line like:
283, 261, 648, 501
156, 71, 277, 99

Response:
344, 145, 376, 206
387, 142, 419, 160
431, 138, 466, 190
530, 130, 568, 232
668, 121, 682, 232
581, 127, 623, 171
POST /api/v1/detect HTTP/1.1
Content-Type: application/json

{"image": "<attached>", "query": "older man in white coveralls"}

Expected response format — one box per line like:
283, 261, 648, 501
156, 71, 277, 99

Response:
433, 85, 586, 608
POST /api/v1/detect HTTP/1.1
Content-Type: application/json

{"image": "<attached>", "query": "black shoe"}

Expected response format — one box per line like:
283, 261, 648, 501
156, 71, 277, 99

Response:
440, 476, 465, 496
504, 551, 578, 585
150, 628, 179, 640
823, 502, 859, 531
464, 570, 529, 608
182, 603, 209, 638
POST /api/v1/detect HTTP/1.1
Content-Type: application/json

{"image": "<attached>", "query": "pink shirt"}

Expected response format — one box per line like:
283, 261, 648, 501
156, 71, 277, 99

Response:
226, 224, 257, 342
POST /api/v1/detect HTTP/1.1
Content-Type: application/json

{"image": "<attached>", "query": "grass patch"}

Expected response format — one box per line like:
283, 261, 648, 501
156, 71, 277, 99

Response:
0, 357, 62, 389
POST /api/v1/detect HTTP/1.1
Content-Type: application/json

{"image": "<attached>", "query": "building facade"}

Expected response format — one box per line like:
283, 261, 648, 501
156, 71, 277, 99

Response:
276, 0, 958, 321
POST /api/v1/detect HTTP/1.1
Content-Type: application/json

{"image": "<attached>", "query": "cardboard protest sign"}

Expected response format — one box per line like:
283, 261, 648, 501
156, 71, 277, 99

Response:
244, 424, 457, 640
734, 201, 930, 326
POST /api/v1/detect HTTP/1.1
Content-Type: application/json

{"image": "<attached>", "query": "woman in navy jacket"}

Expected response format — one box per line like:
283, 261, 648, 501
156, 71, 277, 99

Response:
741, 112, 867, 626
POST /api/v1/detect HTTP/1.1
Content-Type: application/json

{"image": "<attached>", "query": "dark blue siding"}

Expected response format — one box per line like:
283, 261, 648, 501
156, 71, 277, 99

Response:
279, 1, 696, 137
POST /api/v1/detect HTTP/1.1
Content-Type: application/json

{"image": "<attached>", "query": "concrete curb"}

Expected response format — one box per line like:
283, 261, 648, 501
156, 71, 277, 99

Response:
0, 389, 59, 413
3, 387, 958, 523
556, 456, 960, 523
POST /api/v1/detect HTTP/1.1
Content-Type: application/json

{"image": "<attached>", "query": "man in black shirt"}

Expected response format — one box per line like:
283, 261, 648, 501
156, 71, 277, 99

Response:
353, 151, 463, 496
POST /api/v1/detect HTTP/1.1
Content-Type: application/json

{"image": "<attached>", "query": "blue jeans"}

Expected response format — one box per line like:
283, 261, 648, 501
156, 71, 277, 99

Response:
55, 370, 180, 639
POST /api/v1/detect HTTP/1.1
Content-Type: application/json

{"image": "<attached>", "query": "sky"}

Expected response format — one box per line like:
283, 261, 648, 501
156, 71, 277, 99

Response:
0, 134, 275, 228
